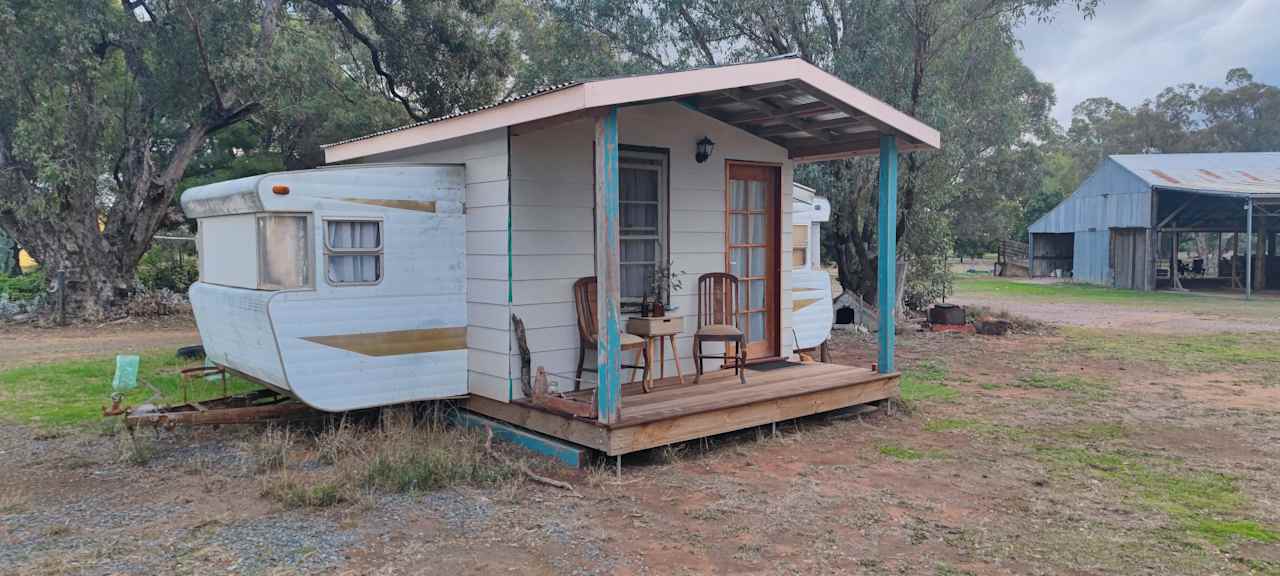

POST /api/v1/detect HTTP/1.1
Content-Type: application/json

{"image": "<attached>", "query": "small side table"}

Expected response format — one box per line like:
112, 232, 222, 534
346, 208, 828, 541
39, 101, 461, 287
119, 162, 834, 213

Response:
626, 316, 684, 392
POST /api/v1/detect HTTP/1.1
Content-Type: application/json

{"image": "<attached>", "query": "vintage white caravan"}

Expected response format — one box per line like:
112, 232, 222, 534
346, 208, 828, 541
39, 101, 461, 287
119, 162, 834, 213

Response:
184, 55, 938, 457
182, 165, 469, 411
789, 183, 833, 351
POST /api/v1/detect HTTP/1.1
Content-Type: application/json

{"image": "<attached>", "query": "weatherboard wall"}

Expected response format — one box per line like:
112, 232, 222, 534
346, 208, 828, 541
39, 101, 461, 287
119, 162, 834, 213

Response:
353, 128, 511, 401
507, 102, 794, 397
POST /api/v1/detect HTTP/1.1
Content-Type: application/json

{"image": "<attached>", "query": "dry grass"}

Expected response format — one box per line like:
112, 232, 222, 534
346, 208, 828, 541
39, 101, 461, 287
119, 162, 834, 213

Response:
256, 406, 517, 509
0, 485, 30, 514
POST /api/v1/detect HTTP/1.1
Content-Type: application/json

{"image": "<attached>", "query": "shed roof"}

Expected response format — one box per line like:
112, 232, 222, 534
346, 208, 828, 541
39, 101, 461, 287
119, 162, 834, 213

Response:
323, 55, 940, 164
1111, 153, 1280, 199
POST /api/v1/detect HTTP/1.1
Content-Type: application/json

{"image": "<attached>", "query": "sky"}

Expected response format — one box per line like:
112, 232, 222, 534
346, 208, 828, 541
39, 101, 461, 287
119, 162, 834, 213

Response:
1016, 0, 1280, 127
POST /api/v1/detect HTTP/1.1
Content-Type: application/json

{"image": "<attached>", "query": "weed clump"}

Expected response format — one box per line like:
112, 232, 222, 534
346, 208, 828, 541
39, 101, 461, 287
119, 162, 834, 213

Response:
964, 305, 1051, 335
257, 406, 518, 509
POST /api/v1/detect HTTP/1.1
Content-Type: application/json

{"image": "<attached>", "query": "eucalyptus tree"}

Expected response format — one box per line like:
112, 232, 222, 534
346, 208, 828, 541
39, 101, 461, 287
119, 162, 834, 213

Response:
543, 0, 1097, 305
0, 0, 512, 320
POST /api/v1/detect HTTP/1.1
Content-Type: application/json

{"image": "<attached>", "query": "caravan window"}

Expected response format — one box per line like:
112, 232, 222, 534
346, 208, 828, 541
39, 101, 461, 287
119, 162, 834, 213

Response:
325, 219, 382, 285
257, 214, 312, 290
620, 149, 668, 300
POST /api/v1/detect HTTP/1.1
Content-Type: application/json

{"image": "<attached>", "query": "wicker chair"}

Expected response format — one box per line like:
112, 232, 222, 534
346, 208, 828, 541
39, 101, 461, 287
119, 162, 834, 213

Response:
573, 276, 649, 390
692, 272, 747, 384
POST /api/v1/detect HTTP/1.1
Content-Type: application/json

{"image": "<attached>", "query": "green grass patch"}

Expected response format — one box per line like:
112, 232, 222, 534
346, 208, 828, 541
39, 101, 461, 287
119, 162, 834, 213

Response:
952, 275, 1280, 321
877, 442, 945, 461
1037, 445, 1277, 546
1062, 327, 1280, 373
924, 418, 1031, 442
1185, 518, 1280, 546
923, 418, 988, 433
953, 276, 1200, 304
900, 360, 958, 402
1015, 371, 1111, 399
0, 350, 260, 428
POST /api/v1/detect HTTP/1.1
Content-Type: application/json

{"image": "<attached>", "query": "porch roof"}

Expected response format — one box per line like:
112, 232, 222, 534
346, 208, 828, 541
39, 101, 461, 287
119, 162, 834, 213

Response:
323, 55, 941, 164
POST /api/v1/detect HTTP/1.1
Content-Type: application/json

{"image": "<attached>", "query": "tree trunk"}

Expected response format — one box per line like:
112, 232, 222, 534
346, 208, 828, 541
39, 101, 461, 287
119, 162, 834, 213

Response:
7, 210, 138, 321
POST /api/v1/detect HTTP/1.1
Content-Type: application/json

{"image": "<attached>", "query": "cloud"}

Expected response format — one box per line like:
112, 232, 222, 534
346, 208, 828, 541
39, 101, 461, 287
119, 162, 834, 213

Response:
1016, 0, 1280, 126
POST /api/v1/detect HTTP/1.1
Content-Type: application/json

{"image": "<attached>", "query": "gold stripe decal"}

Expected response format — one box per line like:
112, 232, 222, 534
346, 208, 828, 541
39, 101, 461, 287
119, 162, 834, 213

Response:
793, 298, 822, 311
303, 327, 467, 357
340, 198, 437, 212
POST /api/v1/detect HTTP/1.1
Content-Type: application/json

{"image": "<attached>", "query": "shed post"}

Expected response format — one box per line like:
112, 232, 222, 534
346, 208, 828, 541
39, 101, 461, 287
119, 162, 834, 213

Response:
877, 135, 898, 374
1246, 199, 1253, 300
594, 108, 623, 424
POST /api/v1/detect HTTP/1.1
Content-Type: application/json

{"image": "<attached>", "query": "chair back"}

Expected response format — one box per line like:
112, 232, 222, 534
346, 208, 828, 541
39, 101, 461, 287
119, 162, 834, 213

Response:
573, 276, 598, 344
696, 272, 740, 329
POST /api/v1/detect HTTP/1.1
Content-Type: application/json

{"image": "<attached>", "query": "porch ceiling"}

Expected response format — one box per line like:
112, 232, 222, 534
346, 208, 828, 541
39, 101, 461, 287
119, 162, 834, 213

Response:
683, 81, 903, 160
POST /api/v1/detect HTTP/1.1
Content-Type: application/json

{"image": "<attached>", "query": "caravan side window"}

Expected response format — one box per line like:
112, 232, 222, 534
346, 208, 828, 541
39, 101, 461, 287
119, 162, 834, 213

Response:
325, 219, 382, 285
258, 214, 312, 290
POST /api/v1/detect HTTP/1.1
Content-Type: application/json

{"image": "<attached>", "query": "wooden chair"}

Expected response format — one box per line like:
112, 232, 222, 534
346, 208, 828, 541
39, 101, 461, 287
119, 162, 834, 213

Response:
692, 272, 747, 384
573, 276, 649, 391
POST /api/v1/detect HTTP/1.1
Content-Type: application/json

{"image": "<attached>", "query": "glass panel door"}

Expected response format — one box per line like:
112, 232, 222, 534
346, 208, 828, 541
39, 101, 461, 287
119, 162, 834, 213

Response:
726, 163, 778, 359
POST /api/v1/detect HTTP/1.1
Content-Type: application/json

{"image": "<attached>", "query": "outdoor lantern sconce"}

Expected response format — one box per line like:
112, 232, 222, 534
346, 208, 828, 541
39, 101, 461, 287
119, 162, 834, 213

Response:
695, 137, 715, 163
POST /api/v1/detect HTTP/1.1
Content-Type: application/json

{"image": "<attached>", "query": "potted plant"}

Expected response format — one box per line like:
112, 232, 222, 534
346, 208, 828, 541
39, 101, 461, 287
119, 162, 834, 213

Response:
641, 259, 683, 317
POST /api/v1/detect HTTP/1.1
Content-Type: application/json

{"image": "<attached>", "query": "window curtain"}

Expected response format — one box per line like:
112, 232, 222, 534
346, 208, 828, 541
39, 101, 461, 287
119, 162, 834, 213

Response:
619, 165, 661, 300
326, 221, 380, 284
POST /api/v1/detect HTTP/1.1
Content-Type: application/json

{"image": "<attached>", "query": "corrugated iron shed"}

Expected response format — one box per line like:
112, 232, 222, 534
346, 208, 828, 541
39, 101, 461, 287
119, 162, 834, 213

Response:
1111, 153, 1280, 198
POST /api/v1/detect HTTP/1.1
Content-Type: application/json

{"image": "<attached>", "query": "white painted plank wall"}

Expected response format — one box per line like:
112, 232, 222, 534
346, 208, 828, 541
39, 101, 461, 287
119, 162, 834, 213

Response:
362, 128, 512, 400
508, 102, 793, 396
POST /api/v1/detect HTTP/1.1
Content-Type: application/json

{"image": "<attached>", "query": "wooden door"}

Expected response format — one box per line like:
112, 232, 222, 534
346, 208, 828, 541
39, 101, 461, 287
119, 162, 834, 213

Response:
726, 163, 780, 360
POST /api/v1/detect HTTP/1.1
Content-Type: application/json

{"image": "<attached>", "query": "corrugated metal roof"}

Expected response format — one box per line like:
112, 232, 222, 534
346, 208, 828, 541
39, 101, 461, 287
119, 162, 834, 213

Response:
1110, 153, 1280, 198
322, 82, 582, 148
323, 54, 812, 150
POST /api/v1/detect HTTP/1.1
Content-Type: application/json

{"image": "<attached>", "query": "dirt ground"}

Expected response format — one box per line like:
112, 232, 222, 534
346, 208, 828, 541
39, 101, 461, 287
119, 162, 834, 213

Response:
2, 303, 1279, 574
0, 316, 199, 370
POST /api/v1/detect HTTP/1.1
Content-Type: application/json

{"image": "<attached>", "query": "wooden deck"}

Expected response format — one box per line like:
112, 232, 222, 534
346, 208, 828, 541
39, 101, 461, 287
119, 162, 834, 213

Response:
465, 361, 899, 456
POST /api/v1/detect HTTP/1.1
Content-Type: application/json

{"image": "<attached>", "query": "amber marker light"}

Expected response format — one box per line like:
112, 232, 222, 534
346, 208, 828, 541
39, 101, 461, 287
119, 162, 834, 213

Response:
272, 185, 290, 195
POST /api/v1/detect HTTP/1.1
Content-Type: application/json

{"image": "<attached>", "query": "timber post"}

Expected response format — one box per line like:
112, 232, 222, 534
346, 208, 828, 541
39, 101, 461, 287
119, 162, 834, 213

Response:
594, 108, 623, 424
876, 134, 898, 374
1246, 199, 1253, 300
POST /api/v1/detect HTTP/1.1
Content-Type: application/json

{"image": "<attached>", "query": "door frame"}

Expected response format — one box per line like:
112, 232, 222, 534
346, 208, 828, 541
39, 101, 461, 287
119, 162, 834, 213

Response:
723, 159, 783, 361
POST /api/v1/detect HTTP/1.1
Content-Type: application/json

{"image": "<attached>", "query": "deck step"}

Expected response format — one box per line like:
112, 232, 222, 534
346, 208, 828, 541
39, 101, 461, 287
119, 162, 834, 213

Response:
453, 410, 590, 469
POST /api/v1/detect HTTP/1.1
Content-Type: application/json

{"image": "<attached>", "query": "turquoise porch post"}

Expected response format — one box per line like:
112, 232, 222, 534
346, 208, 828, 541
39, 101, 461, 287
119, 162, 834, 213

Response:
877, 135, 898, 374
594, 108, 622, 424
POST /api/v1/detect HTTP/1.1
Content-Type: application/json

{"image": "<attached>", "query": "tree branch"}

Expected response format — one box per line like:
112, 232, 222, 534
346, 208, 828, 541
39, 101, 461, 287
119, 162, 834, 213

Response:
677, 6, 717, 66
313, 0, 424, 121
181, 4, 225, 112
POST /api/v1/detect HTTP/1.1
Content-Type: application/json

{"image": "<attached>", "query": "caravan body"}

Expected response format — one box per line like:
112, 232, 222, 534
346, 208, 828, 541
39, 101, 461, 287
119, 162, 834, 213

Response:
181, 164, 468, 411
790, 184, 833, 351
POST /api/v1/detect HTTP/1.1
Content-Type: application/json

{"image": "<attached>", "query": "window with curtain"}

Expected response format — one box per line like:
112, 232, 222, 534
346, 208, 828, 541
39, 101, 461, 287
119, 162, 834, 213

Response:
619, 150, 667, 301
325, 220, 382, 285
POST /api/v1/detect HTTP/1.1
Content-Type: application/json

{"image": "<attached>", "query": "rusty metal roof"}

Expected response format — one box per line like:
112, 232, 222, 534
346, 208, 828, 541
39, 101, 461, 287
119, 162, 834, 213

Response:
321, 55, 941, 163
1111, 153, 1280, 198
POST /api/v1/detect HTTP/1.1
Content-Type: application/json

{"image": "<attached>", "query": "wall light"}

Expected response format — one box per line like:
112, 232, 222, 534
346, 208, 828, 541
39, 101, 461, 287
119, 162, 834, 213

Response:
695, 137, 715, 164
